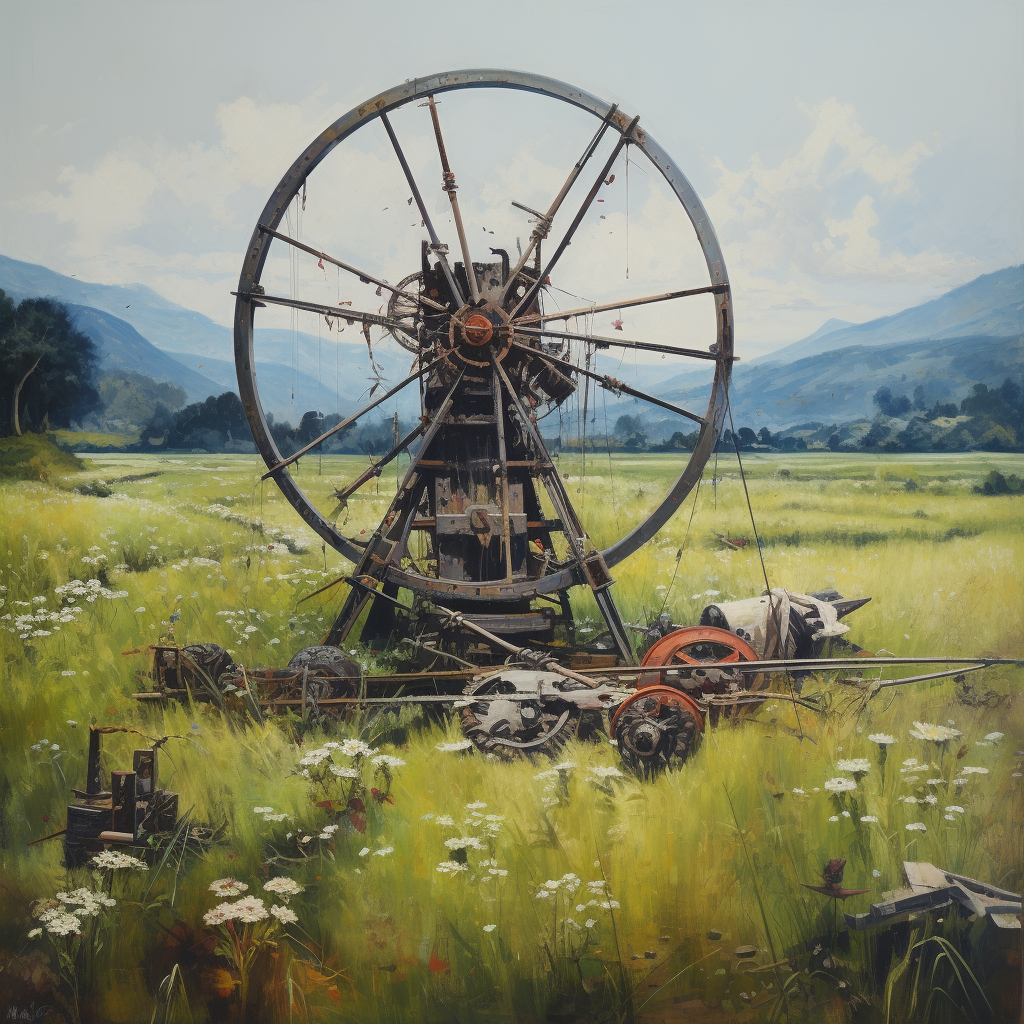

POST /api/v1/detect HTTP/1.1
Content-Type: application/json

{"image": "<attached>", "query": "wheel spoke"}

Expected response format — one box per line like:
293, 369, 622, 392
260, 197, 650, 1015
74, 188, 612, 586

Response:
427, 96, 479, 304
515, 324, 732, 363
330, 421, 428, 507
260, 354, 447, 479
516, 284, 729, 325
379, 111, 465, 307
491, 350, 635, 663
234, 290, 409, 331
510, 340, 705, 426
509, 115, 640, 319
258, 225, 446, 311
497, 104, 619, 307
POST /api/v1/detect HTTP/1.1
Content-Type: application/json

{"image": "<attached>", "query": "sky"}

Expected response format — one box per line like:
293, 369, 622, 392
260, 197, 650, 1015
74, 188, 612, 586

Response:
1, 0, 1021, 360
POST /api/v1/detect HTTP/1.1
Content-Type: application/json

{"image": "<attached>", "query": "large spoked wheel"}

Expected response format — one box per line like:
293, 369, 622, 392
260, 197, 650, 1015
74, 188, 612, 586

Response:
233, 69, 733, 619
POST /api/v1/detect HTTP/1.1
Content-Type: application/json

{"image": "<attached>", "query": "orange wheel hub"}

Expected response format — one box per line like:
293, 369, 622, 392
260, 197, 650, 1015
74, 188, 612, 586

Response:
610, 686, 704, 776
463, 313, 493, 346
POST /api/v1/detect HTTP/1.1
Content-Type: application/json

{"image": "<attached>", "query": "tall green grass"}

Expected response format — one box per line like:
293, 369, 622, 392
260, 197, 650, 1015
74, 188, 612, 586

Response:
0, 451, 1020, 1022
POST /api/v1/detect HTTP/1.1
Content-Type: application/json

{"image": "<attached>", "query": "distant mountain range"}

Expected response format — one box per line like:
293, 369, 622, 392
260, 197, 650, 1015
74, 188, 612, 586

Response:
653, 265, 1024, 428
2, 253, 1021, 432
0, 254, 413, 422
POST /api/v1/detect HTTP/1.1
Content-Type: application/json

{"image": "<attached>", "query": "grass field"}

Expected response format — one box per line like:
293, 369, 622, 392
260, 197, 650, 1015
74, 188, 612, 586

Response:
0, 449, 1021, 1023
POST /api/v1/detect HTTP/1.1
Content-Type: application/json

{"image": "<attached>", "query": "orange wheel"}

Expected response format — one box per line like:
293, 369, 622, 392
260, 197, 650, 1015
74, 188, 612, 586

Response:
610, 686, 704, 777
639, 625, 758, 690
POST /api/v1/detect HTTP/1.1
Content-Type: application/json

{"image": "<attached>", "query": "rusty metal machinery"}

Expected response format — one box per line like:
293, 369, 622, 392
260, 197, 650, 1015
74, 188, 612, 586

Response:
232, 69, 734, 665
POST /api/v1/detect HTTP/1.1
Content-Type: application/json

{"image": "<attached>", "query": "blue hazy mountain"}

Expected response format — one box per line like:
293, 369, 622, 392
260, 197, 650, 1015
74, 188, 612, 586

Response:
0, 254, 415, 422
752, 265, 1024, 366
3, 252, 1021, 431
68, 305, 226, 404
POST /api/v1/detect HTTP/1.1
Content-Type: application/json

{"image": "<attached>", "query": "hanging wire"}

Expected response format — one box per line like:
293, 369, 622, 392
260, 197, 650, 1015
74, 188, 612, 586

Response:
624, 143, 630, 280
723, 385, 804, 738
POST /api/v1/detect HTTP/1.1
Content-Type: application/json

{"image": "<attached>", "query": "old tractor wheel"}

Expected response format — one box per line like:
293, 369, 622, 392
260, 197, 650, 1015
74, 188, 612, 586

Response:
610, 686, 704, 778
640, 626, 763, 718
286, 645, 361, 705
459, 670, 585, 761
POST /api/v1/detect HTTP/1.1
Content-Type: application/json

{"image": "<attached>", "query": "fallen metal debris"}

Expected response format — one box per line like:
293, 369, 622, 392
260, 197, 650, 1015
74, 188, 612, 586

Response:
846, 861, 1021, 932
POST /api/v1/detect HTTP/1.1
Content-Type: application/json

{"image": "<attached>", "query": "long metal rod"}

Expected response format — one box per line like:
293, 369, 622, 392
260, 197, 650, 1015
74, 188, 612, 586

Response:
233, 291, 406, 330
379, 111, 465, 307
490, 351, 635, 663
258, 225, 445, 311
331, 421, 427, 504
492, 364, 514, 580
517, 284, 729, 325
498, 103, 619, 307
511, 341, 705, 425
510, 116, 640, 319
427, 96, 479, 304
261, 354, 446, 478
515, 324, 731, 363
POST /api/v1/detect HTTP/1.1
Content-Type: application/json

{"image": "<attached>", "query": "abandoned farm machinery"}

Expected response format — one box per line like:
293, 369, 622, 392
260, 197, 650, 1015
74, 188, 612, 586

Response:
131, 70, 1021, 778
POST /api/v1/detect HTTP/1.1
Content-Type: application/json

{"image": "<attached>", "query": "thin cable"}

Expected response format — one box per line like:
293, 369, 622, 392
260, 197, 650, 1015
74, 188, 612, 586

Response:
724, 387, 804, 737
656, 470, 703, 621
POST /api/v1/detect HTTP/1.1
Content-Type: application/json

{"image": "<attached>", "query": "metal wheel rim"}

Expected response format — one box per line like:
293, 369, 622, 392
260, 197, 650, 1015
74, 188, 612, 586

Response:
234, 68, 733, 598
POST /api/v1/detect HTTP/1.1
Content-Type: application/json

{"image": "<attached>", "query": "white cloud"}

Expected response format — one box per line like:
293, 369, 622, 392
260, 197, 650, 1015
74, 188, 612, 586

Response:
703, 97, 987, 342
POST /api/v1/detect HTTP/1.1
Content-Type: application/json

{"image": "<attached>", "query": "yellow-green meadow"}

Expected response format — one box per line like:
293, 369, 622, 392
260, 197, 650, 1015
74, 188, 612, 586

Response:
1, 449, 1020, 1023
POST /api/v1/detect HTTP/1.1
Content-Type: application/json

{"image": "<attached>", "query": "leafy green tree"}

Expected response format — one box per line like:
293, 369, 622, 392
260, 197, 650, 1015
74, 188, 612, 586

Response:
0, 292, 100, 435
97, 371, 186, 429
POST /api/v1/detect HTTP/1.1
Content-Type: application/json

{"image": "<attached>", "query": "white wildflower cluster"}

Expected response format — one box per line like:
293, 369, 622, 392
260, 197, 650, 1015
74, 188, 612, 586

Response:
89, 850, 148, 871
534, 761, 577, 781
536, 872, 582, 899
263, 876, 304, 900
29, 738, 60, 753
170, 556, 221, 571
910, 721, 961, 743
868, 733, 896, 746
10, 593, 86, 639
209, 878, 248, 897
55, 578, 129, 603
252, 805, 289, 823
836, 759, 871, 774
444, 836, 485, 852
462, 801, 504, 836
824, 777, 857, 793
318, 823, 340, 840
569, 879, 620, 912
296, 738, 383, 778
436, 860, 469, 874
905, 822, 927, 832
480, 858, 508, 878
203, 876, 303, 927
30, 888, 116, 938
372, 754, 406, 769
588, 765, 625, 780
204, 895, 270, 926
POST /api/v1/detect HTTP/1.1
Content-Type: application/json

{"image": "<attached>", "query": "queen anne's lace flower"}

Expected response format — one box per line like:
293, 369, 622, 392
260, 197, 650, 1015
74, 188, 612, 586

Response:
589, 765, 625, 779
90, 850, 148, 871
209, 878, 248, 897
905, 822, 927, 832
868, 733, 896, 745
264, 877, 304, 897
444, 836, 484, 851
271, 904, 298, 924
436, 860, 468, 874
824, 777, 857, 793
910, 722, 961, 742
836, 759, 871, 774
339, 738, 376, 758
329, 765, 359, 779
232, 896, 269, 923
